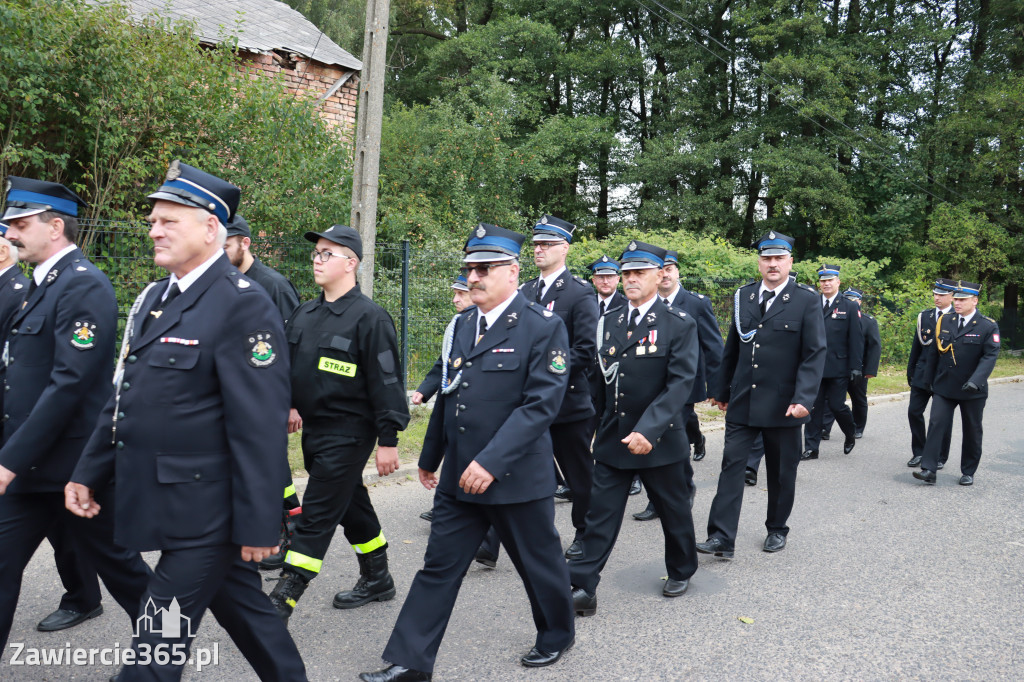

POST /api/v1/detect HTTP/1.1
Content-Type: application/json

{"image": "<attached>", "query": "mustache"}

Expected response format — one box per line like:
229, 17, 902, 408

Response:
8, 240, 24, 249
468, 283, 486, 291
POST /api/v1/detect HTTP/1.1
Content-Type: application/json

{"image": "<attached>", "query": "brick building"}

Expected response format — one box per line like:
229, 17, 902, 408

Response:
113, 0, 362, 136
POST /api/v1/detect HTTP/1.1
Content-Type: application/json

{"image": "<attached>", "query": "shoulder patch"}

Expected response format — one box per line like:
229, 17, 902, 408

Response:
70, 321, 97, 350
548, 349, 568, 375
247, 330, 278, 367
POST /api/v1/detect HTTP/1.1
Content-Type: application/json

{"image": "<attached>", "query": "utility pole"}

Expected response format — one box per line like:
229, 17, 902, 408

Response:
351, 0, 390, 297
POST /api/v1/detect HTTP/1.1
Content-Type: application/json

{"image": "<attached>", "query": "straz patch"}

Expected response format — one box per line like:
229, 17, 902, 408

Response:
549, 350, 567, 375
71, 322, 97, 350
318, 357, 357, 377
247, 330, 277, 367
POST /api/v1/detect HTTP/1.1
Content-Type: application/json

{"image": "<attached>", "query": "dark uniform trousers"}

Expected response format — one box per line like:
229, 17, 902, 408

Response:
286, 430, 382, 581
709, 423, 803, 544
122, 544, 305, 682
921, 395, 986, 476
569, 460, 697, 593
48, 521, 102, 612
822, 375, 868, 434
805, 377, 856, 451
382, 490, 573, 674
908, 386, 952, 463
0, 488, 150, 647
684, 403, 702, 446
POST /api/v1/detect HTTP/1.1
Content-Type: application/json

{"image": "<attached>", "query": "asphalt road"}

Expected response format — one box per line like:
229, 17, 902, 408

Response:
5, 382, 1023, 681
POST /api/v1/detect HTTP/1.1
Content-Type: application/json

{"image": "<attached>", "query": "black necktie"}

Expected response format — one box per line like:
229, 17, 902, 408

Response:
27, 279, 37, 296
477, 315, 488, 345
958, 316, 965, 332
823, 297, 830, 312
627, 308, 639, 332
662, 297, 670, 306
761, 290, 775, 316
160, 283, 181, 310
599, 300, 606, 317
536, 282, 545, 303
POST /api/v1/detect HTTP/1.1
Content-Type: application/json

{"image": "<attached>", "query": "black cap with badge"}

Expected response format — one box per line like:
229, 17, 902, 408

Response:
148, 160, 240, 226
305, 224, 363, 261
3, 177, 88, 221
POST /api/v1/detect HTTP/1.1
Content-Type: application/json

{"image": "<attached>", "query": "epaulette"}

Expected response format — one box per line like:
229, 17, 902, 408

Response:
526, 301, 557, 320
797, 283, 817, 293
665, 305, 687, 318
572, 275, 588, 286
687, 290, 706, 300
227, 270, 257, 293
69, 257, 92, 274
862, 312, 875, 320
983, 315, 995, 323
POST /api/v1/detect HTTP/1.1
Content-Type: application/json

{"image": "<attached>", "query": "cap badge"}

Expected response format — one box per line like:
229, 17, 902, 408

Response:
166, 160, 181, 181
541, 216, 549, 224
476, 225, 486, 239
628, 241, 637, 251
601, 256, 609, 262
769, 231, 776, 239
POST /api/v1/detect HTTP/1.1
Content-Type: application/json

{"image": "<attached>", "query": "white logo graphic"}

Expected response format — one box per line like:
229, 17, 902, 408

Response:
134, 597, 195, 639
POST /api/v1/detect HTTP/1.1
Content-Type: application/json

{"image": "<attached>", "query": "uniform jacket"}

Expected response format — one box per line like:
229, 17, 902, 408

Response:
861, 312, 882, 377
714, 278, 826, 428
244, 257, 300, 324
907, 308, 947, 389
667, 286, 723, 403
594, 298, 698, 469
0, 266, 30, 429
589, 291, 628, 416
927, 313, 1000, 401
286, 288, 410, 446
522, 268, 597, 423
0, 248, 116, 494
419, 293, 569, 505
73, 255, 291, 551
821, 294, 864, 378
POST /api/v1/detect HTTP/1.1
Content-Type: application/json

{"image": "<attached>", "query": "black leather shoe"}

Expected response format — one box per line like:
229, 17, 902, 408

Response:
632, 502, 658, 521
628, 479, 642, 496
820, 431, 831, 441
843, 436, 856, 454
564, 537, 583, 560
695, 537, 734, 558
521, 638, 574, 667
854, 429, 864, 439
663, 578, 689, 597
907, 455, 922, 467
474, 548, 497, 568
913, 469, 936, 484
801, 449, 818, 461
571, 587, 596, 617
937, 461, 945, 470
763, 532, 786, 553
744, 468, 757, 486
419, 509, 433, 522
959, 475, 973, 486
553, 485, 573, 501
259, 551, 285, 571
359, 664, 431, 681
37, 605, 103, 632
692, 434, 706, 461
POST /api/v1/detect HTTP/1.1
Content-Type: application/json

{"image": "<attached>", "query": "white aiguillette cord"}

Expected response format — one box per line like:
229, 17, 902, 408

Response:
111, 282, 158, 444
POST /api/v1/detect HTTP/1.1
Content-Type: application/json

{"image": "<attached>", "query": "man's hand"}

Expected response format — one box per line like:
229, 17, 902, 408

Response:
621, 432, 653, 455
0, 464, 15, 496
785, 404, 809, 419
411, 391, 424, 405
287, 408, 303, 434
710, 398, 728, 412
241, 546, 279, 563
376, 446, 400, 476
65, 482, 99, 518
866, 375, 875, 379
459, 460, 495, 494
419, 468, 439, 490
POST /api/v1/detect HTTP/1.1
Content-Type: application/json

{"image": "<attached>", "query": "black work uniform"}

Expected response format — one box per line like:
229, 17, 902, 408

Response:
283, 288, 410, 581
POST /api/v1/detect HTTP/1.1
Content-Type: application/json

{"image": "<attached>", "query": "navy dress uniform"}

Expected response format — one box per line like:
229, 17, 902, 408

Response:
70, 163, 306, 681
414, 273, 471, 403
905, 278, 957, 468
803, 264, 864, 458
569, 242, 700, 612
366, 224, 574, 681
821, 288, 882, 438
699, 232, 826, 556
587, 255, 627, 432
267, 225, 410, 619
660, 251, 724, 460
913, 282, 1000, 485
0, 179, 151, 649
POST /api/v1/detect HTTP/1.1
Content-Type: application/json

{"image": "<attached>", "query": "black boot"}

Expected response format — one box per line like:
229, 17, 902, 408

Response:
333, 546, 397, 609
260, 506, 301, 571
267, 571, 308, 623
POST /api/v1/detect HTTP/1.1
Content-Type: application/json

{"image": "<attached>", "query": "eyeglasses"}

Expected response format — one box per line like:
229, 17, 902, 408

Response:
460, 262, 513, 278
311, 249, 352, 263
533, 242, 563, 251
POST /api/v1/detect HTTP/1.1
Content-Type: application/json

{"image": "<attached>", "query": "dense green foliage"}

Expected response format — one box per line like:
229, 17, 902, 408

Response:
0, 0, 353, 245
